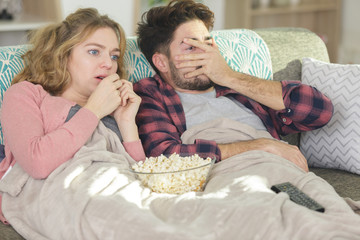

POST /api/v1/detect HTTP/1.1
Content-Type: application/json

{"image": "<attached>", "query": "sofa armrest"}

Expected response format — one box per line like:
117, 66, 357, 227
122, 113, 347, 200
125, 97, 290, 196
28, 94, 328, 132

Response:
255, 28, 360, 202
254, 27, 329, 81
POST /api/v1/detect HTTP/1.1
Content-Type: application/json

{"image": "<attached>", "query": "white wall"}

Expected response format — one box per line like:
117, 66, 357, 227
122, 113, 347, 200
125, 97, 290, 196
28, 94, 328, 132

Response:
0, 0, 224, 46
60, 0, 136, 36
338, 0, 360, 64
202, 0, 225, 30
133, 0, 226, 32
2, 0, 356, 63
53, 0, 360, 63
205, 0, 359, 64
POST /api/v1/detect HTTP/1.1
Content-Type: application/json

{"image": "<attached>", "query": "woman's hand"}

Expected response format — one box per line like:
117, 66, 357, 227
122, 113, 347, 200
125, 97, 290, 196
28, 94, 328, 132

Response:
84, 74, 123, 119
112, 80, 141, 123
84, 75, 141, 142
113, 80, 142, 142
84, 74, 122, 119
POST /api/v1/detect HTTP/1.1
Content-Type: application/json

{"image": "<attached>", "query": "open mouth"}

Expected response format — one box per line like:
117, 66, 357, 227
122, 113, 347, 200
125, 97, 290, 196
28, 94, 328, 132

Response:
96, 76, 105, 80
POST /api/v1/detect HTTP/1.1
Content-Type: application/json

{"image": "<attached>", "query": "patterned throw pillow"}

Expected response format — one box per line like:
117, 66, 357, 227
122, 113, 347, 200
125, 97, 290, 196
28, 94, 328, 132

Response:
300, 58, 360, 174
124, 36, 156, 83
211, 29, 273, 80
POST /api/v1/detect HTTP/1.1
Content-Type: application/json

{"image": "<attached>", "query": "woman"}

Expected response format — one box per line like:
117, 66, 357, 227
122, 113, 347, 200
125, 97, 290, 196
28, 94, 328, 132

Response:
0, 8, 145, 224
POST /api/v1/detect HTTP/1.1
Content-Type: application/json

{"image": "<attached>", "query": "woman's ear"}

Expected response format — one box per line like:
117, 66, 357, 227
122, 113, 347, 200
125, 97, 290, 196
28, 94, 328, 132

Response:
152, 53, 169, 73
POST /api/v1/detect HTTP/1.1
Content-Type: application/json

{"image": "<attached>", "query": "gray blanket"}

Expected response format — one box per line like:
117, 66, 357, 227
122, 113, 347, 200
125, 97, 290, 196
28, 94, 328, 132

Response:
1, 119, 360, 240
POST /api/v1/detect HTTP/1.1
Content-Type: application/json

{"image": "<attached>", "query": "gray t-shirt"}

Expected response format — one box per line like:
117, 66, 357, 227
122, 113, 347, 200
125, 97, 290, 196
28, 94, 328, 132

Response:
177, 89, 267, 131
66, 104, 122, 140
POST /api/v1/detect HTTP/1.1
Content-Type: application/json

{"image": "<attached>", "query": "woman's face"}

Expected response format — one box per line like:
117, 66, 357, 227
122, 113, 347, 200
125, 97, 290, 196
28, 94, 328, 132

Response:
65, 27, 120, 101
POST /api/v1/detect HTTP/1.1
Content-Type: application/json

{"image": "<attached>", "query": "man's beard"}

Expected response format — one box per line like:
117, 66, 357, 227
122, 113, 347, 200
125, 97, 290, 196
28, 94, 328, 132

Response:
169, 61, 214, 91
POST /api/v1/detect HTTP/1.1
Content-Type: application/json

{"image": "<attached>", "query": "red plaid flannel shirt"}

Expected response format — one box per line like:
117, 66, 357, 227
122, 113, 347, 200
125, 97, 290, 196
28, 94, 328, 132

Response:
134, 74, 333, 161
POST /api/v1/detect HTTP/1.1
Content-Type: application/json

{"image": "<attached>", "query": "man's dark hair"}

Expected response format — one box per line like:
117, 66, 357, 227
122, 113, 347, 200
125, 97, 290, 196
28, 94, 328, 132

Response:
136, 0, 214, 74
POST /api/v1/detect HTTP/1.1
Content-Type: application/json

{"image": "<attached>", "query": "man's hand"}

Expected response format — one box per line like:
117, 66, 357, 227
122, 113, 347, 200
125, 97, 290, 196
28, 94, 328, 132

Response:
175, 38, 285, 110
256, 138, 309, 172
175, 37, 234, 87
219, 138, 309, 172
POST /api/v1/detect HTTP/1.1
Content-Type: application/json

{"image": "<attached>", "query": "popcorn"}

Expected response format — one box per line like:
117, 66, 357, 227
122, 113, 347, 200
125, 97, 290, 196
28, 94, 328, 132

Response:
131, 153, 213, 194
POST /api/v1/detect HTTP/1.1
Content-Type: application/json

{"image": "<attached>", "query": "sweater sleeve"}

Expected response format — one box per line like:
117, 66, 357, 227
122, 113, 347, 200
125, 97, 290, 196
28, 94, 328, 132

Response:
122, 140, 146, 162
1, 82, 99, 179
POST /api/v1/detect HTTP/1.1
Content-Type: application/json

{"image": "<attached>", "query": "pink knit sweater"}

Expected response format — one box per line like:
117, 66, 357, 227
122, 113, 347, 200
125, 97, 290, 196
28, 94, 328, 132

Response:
0, 81, 145, 224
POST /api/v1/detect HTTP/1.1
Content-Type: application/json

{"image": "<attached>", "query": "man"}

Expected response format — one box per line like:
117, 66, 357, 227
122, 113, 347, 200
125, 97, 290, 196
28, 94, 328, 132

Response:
134, 0, 333, 172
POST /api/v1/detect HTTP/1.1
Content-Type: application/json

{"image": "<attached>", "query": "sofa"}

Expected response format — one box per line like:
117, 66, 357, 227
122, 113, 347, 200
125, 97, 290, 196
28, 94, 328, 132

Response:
0, 27, 359, 239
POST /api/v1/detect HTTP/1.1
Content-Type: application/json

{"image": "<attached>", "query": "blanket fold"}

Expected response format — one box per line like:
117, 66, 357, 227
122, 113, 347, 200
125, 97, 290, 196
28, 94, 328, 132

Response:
1, 119, 360, 240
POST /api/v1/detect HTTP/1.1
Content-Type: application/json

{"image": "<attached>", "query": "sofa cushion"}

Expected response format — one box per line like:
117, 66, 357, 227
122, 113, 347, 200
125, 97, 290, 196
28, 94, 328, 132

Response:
300, 58, 360, 174
255, 27, 329, 80
310, 167, 360, 200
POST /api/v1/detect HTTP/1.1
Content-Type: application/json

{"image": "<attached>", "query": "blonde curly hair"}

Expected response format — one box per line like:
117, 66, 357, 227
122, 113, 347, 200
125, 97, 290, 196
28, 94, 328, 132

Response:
12, 8, 126, 96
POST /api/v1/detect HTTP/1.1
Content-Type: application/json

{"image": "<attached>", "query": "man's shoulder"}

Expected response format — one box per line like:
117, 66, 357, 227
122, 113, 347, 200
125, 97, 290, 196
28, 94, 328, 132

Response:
134, 76, 159, 91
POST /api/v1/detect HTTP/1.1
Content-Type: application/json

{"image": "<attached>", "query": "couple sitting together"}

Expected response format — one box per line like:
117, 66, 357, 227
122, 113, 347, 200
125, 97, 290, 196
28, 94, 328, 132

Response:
3, 1, 356, 239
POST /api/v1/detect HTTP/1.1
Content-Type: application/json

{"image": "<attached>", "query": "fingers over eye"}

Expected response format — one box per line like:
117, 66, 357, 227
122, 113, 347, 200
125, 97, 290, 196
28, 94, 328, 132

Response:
175, 52, 207, 61
183, 38, 213, 49
176, 59, 207, 69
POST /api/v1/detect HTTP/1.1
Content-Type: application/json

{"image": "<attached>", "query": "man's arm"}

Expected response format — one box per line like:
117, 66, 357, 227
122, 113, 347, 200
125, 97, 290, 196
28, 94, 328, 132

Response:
218, 138, 309, 172
173, 38, 335, 172
262, 80, 333, 139
176, 38, 333, 136
175, 38, 285, 110
220, 71, 285, 110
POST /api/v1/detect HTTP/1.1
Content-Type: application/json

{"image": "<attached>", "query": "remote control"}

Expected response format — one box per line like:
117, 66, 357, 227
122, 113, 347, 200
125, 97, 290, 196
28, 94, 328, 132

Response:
271, 182, 325, 213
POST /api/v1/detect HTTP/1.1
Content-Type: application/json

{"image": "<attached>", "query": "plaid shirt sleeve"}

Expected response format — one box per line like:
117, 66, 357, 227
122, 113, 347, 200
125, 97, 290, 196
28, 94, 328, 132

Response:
134, 76, 221, 161
273, 80, 334, 135
221, 80, 333, 139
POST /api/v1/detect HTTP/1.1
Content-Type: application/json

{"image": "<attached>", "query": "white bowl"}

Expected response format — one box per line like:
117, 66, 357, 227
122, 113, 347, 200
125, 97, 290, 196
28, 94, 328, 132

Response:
131, 153, 216, 194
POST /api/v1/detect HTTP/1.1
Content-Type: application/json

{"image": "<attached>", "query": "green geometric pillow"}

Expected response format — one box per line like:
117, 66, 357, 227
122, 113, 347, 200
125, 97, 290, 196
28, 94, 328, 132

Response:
124, 36, 155, 83
211, 29, 273, 80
